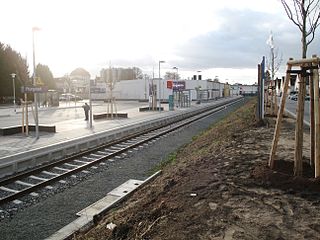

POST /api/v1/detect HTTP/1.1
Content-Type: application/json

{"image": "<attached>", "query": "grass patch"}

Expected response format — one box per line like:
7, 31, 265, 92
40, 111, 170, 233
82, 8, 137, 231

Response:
149, 152, 178, 175
149, 98, 257, 175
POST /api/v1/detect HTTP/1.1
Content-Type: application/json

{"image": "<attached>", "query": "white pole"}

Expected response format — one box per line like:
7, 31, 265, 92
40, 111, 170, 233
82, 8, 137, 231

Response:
32, 27, 39, 139
11, 73, 16, 113
89, 79, 93, 128
159, 61, 161, 112
158, 60, 165, 112
197, 70, 201, 101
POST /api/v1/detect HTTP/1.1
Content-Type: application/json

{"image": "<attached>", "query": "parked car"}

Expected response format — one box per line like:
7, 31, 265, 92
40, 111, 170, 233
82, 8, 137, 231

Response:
59, 93, 83, 101
289, 94, 310, 101
288, 91, 298, 99
291, 94, 298, 101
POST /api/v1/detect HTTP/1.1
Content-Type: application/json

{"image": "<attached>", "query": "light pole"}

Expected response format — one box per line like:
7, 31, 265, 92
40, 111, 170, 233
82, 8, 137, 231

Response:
10, 73, 16, 113
32, 27, 40, 139
89, 79, 93, 128
197, 70, 201, 102
158, 60, 165, 112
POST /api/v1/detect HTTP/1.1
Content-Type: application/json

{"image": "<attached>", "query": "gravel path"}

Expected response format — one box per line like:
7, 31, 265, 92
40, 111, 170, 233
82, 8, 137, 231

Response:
0, 100, 245, 240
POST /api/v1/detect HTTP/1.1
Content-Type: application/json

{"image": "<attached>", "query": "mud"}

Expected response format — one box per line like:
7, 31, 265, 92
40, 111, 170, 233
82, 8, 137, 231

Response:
74, 100, 320, 240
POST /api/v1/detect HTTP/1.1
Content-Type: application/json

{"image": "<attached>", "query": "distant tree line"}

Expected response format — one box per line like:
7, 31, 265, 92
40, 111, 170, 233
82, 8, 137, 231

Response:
0, 42, 56, 103
0, 42, 29, 101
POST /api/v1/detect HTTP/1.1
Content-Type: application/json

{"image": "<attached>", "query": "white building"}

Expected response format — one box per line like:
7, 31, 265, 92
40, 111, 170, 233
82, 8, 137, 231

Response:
231, 84, 258, 96
90, 78, 253, 101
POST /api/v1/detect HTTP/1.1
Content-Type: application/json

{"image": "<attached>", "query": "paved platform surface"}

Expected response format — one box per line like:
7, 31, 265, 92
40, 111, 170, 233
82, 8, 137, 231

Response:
0, 101, 170, 158
1, 99, 234, 161
0, 98, 243, 167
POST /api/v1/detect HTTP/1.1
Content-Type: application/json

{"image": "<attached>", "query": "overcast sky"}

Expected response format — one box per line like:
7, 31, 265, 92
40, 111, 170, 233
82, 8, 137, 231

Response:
1, 0, 320, 84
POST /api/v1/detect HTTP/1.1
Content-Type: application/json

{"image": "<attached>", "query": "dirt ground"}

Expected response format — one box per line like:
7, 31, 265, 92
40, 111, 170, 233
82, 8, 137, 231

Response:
74, 99, 320, 240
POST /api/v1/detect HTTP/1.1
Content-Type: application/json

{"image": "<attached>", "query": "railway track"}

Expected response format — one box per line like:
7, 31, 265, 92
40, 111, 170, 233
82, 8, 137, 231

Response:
0, 98, 243, 206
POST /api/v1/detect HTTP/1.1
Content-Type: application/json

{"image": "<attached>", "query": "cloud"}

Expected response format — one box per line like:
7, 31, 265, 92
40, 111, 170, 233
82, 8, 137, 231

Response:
172, 8, 320, 71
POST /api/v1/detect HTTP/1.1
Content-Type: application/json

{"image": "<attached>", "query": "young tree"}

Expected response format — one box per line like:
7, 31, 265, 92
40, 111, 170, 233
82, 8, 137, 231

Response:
132, 67, 143, 79
281, 0, 320, 58
281, 0, 320, 176
266, 32, 283, 80
36, 63, 56, 89
164, 71, 180, 80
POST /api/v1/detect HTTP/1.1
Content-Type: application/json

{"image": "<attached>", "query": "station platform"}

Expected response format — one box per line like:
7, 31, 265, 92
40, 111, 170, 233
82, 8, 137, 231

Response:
0, 98, 242, 178
0, 101, 168, 157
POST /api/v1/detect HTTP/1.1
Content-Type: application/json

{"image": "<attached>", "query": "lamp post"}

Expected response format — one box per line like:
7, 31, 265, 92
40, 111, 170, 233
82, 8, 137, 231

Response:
158, 60, 165, 112
10, 73, 16, 113
89, 79, 93, 128
171, 67, 178, 110
32, 27, 40, 139
197, 70, 201, 102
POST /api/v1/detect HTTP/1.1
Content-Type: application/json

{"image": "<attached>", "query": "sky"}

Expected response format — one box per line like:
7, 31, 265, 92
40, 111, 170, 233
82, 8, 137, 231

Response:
1, 0, 320, 84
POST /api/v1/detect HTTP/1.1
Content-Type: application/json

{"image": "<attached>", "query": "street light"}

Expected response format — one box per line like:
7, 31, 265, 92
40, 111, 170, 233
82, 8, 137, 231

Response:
32, 27, 40, 139
10, 73, 16, 113
158, 60, 165, 112
197, 70, 201, 102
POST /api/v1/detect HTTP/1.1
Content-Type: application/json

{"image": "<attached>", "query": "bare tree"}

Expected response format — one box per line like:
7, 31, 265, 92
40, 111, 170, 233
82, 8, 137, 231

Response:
164, 71, 180, 80
281, 0, 320, 58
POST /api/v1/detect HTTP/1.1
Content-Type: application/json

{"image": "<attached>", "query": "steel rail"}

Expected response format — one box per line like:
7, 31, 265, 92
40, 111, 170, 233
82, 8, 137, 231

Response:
0, 98, 244, 205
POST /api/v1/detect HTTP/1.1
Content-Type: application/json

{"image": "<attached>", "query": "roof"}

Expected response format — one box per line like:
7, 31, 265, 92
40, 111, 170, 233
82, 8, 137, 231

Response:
70, 68, 90, 78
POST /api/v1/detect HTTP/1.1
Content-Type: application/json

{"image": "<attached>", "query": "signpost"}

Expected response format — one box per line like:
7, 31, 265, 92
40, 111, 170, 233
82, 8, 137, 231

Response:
21, 86, 48, 93
20, 85, 48, 137
167, 80, 186, 91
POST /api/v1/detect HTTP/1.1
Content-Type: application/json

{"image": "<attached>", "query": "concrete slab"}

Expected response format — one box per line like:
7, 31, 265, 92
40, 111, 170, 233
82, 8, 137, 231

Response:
108, 179, 143, 197
76, 194, 120, 217
76, 179, 143, 217
45, 171, 161, 240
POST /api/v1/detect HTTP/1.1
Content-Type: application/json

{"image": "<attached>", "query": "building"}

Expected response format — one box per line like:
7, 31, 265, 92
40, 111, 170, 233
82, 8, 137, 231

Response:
70, 68, 91, 98
90, 78, 256, 101
231, 84, 258, 96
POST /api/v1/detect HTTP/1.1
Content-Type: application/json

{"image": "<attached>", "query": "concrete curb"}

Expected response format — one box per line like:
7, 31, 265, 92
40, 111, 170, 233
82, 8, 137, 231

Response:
284, 109, 310, 127
45, 170, 162, 240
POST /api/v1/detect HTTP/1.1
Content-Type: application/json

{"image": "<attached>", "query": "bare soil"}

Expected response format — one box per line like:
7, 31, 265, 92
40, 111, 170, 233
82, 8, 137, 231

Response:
74, 99, 320, 240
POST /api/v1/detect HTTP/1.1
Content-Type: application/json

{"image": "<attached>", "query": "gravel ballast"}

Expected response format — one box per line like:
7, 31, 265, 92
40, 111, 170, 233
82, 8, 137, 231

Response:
0, 100, 245, 240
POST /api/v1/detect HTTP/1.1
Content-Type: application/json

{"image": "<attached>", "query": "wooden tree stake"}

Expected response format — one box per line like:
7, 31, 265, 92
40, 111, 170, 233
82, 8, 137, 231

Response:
269, 63, 292, 168
294, 73, 306, 176
313, 61, 320, 177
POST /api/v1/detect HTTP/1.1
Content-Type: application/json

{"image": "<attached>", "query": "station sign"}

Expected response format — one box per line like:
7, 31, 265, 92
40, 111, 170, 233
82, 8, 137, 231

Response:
21, 86, 48, 93
167, 80, 186, 91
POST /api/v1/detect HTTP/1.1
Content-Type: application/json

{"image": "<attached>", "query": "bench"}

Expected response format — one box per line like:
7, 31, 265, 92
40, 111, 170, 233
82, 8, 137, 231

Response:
139, 106, 164, 112
93, 112, 128, 120
0, 125, 56, 136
